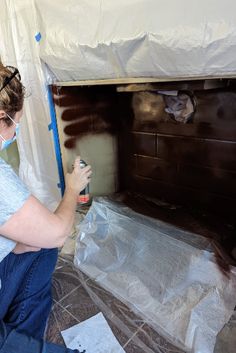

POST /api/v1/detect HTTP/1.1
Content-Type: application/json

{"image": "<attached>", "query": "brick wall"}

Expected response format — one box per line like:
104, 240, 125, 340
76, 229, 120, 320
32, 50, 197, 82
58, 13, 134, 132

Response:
120, 89, 236, 217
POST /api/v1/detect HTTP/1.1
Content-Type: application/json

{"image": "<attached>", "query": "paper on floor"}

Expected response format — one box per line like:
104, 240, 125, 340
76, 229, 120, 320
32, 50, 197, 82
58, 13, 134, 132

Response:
61, 312, 125, 353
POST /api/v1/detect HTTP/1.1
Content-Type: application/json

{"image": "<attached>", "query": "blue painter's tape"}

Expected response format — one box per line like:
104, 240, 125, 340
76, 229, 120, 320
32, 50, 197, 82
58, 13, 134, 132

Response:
47, 87, 65, 196
35, 32, 42, 42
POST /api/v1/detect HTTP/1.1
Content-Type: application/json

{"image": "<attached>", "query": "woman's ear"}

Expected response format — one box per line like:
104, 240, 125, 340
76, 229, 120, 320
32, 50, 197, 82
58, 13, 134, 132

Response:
0, 110, 7, 128
0, 110, 6, 119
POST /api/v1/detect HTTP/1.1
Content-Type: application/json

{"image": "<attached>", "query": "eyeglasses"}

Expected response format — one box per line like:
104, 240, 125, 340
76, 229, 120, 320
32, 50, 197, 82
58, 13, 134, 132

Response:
0, 66, 21, 93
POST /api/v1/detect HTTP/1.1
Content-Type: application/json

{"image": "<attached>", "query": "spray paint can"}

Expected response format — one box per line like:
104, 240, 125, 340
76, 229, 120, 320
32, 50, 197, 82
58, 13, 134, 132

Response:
78, 159, 90, 205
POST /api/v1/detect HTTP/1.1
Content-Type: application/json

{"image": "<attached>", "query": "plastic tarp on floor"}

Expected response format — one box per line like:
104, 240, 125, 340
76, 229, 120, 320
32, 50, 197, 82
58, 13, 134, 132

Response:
74, 198, 236, 353
36, 0, 236, 81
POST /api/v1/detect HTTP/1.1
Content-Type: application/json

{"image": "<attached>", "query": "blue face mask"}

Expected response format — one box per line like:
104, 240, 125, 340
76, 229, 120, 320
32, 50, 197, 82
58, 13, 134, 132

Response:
0, 114, 20, 151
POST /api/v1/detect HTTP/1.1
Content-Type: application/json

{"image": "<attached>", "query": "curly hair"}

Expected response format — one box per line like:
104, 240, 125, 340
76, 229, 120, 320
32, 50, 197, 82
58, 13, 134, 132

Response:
0, 63, 24, 126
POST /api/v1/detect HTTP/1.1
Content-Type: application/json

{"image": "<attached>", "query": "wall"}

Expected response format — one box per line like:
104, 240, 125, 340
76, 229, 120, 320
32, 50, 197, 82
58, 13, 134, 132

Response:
121, 88, 236, 219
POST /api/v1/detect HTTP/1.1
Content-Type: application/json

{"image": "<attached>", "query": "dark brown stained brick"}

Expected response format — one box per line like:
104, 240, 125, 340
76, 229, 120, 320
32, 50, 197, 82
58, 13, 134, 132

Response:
177, 165, 236, 197
52, 88, 91, 107
128, 155, 137, 173
63, 114, 113, 136
61, 103, 113, 121
131, 90, 236, 141
51, 85, 118, 108
136, 156, 177, 183
131, 132, 156, 157
194, 90, 236, 124
129, 175, 235, 216
157, 136, 236, 171
152, 122, 236, 141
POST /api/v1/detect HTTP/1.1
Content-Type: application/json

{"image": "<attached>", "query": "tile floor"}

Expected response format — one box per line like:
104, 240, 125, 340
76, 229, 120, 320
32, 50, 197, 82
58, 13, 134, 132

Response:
46, 254, 185, 353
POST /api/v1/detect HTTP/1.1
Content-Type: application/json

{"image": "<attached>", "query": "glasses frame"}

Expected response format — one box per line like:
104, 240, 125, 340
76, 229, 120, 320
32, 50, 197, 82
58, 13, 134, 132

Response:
0, 66, 21, 93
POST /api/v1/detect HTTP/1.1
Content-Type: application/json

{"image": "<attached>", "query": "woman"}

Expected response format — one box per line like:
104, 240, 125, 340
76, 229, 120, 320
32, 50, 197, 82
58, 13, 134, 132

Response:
0, 64, 91, 352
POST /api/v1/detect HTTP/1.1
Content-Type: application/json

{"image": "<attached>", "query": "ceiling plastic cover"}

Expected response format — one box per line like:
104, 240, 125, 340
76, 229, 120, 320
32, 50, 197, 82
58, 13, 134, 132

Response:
36, 0, 236, 82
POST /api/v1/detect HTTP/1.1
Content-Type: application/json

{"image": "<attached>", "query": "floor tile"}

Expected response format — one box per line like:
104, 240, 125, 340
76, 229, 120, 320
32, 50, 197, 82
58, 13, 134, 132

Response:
124, 324, 185, 353
59, 283, 101, 322
214, 311, 236, 353
86, 280, 144, 346
52, 255, 89, 302
45, 303, 79, 346
124, 340, 148, 353
52, 264, 81, 302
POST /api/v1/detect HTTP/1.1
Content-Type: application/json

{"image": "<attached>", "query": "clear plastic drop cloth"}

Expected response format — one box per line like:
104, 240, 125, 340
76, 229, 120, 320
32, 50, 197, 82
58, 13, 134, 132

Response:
74, 197, 236, 353
0, 0, 61, 210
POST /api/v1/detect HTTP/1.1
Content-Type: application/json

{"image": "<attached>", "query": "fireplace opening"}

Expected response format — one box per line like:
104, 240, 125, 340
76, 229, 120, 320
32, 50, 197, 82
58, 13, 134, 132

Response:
51, 80, 236, 264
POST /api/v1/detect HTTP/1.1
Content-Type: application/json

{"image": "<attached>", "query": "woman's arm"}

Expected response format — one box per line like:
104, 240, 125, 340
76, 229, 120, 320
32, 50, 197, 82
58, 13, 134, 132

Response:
0, 157, 91, 249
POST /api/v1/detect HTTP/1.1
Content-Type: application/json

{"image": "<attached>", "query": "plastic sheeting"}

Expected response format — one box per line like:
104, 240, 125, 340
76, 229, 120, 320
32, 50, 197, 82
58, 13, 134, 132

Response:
50, 253, 185, 353
36, 0, 236, 82
74, 197, 236, 353
0, 0, 61, 208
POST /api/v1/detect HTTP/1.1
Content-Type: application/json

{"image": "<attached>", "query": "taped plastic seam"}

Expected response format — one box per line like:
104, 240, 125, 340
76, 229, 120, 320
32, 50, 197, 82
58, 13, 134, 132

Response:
35, 0, 236, 81
0, 0, 60, 209
74, 197, 236, 353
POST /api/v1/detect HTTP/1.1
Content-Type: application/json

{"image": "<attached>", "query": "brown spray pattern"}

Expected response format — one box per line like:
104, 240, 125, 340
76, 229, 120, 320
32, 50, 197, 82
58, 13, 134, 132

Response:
52, 86, 121, 149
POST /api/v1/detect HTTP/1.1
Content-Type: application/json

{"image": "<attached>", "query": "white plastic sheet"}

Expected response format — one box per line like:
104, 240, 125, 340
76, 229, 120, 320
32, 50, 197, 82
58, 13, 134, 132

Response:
0, 0, 60, 208
36, 0, 236, 81
74, 197, 236, 353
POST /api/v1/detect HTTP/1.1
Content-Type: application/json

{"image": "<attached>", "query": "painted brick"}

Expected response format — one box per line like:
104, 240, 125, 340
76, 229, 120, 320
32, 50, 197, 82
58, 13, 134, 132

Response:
157, 136, 236, 171
132, 132, 156, 157
136, 156, 177, 183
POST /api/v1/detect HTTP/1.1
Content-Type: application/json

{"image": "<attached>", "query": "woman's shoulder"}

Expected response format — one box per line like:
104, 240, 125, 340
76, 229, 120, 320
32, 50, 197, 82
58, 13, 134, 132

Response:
0, 157, 7, 165
0, 156, 30, 226
0, 156, 29, 196
0, 157, 17, 179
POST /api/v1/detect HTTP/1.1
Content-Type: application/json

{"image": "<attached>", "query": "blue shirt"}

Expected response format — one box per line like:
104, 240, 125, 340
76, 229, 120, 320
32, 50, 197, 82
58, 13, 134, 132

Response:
0, 157, 30, 264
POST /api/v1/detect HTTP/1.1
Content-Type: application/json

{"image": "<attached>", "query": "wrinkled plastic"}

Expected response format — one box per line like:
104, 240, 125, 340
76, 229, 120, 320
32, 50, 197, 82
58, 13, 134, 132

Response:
74, 197, 236, 353
52, 253, 185, 353
36, 0, 236, 81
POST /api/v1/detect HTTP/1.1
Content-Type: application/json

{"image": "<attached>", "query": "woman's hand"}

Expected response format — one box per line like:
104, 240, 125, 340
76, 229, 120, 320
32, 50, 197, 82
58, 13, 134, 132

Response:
65, 156, 92, 195
12, 243, 41, 254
